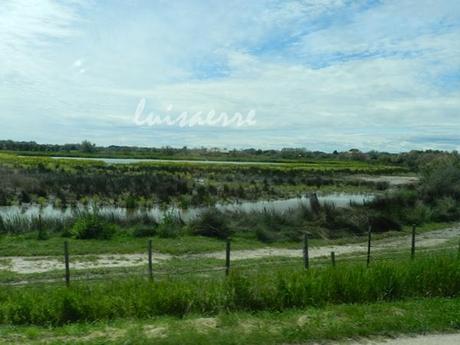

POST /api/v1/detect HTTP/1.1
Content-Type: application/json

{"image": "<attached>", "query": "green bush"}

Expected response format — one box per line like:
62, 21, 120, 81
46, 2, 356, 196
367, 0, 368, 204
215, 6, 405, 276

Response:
132, 225, 156, 238
432, 197, 460, 222
368, 213, 402, 232
37, 226, 49, 241
255, 226, 278, 243
71, 214, 116, 240
421, 160, 460, 202
192, 209, 231, 239
157, 212, 183, 238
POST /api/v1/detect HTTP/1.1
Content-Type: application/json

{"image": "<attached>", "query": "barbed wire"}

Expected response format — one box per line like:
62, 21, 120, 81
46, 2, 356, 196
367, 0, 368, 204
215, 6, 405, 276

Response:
0, 239, 458, 286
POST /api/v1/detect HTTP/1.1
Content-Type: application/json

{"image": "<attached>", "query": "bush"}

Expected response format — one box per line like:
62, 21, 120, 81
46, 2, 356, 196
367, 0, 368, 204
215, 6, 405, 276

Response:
404, 201, 432, 225
432, 197, 460, 222
37, 226, 49, 241
255, 226, 278, 243
421, 160, 460, 202
192, 209, 231, 239
72, 214, 116, 240
132, 225, 156, 238
368, 213, 402, 232
157, 212, 183, 238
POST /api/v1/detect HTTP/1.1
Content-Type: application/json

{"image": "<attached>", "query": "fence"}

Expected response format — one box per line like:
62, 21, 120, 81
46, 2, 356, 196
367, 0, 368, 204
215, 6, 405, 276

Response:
1, 224, 460, 287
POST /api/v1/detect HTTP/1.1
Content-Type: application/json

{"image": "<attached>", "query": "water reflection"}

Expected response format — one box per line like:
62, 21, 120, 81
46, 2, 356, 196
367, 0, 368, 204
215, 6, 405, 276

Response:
0, 193, 374, 222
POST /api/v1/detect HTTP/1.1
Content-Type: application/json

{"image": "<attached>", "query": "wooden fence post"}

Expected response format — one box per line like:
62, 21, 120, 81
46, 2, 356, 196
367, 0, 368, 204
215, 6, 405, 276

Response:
411, 224, 416, 260
367, 225, 372, 267
331, 251, 336, 267
64, 241, 70, 287
303, 233, 309, 269
148, 239, 153, 281
225, 238, 231, 276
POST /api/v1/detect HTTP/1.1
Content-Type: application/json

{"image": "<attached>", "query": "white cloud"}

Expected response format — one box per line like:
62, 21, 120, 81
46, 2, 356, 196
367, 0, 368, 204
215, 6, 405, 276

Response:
0, 0, 459, 151
0, 0, 85, 77
73, 59, 83, 67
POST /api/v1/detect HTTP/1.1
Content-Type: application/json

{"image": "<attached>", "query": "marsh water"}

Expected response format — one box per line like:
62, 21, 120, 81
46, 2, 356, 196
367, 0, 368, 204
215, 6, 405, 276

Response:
50, 156, 282, 165
0, 193, 374, 222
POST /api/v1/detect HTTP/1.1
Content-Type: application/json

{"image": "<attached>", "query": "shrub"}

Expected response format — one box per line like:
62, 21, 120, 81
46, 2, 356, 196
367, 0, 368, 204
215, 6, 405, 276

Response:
72, 214, 116, 240
368, 213, 402, 232
124, 195, 138, 209
132, 225, 156, 238
192, 209, 231, 239
37, 226, 49, 241
432, 197, 460, 222
157, 212, 183, 238
255, 226, 278, 243
421, 160, 460, 202
404, 201, 432, 225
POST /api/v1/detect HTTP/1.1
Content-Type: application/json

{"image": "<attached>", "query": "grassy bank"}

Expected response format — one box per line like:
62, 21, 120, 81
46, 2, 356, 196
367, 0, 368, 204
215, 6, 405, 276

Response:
0, 297, 459, 344
0, 221, 454, 257
0, 254, 458, 326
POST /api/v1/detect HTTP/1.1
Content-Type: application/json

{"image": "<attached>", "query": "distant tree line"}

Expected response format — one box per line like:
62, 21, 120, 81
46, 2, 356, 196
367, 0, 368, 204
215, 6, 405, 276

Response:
0, 139, 458, 171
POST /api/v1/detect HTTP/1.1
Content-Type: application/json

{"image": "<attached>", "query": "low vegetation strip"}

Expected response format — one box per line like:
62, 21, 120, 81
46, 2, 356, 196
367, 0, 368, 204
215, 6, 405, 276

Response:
0, 254, 458, 326
0, 297, 459, 345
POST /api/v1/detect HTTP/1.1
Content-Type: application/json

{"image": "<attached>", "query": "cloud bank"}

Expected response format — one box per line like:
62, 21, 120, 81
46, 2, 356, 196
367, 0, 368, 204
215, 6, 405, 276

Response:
0, 0, 459, 151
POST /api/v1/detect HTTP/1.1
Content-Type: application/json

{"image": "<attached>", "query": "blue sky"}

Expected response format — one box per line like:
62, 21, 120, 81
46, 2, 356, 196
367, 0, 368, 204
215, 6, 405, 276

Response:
0, 0, 459, 152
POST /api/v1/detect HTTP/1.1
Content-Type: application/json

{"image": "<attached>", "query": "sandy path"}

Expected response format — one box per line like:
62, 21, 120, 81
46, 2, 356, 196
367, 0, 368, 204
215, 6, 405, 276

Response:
345, 333, 460, 345
354, 175, 419, 186
0, 225, 458, 274
0, 253, 172, 274
202, 225, 460, 260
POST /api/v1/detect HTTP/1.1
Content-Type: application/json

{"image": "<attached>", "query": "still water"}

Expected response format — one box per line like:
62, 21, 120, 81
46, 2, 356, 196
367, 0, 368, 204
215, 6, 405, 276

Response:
0, 193, 374, 222
50, 156, 282, 165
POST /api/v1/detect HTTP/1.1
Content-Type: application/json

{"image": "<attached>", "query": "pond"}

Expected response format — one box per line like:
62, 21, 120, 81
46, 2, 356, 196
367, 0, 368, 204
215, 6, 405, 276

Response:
50, 156, 283, 165
0, 193, 374, 222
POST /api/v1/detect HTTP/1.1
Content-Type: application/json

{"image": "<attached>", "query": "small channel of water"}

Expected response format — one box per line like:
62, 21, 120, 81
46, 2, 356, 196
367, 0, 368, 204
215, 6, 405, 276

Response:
0, 193, 374, 222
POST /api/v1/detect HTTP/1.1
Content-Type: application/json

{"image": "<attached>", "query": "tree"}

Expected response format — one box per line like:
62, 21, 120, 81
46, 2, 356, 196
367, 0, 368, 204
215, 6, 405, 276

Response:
80, 140, 96, 153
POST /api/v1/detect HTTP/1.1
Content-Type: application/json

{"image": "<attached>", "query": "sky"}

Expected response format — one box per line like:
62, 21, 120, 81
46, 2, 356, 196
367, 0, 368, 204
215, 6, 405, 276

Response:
0, 0, 459, 152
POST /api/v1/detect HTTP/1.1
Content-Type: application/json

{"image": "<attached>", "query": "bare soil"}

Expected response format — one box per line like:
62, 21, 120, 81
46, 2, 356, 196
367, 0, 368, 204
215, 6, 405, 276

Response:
0, 225, 458, 274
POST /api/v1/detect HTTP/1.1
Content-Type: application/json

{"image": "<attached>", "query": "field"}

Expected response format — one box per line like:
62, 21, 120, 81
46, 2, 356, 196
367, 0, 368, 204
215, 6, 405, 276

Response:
0, 149, 459, 344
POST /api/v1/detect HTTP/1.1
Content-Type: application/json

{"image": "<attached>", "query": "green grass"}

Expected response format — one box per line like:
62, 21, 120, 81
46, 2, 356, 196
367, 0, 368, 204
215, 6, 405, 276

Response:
0, 243, 456, 286
0, 254, 458, 326
1, 217, 454, 257
0, 297, 459, 344
0, 233, 265, 256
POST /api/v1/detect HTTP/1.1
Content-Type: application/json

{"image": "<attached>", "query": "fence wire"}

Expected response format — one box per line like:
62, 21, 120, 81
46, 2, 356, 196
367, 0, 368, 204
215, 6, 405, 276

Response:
1, 231, 459, 286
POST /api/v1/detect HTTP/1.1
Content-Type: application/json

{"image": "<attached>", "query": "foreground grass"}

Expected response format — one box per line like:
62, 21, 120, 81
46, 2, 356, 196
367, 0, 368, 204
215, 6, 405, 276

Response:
0, 297, 459, 344
0, 254, 458, 326
0, 245, 457, 286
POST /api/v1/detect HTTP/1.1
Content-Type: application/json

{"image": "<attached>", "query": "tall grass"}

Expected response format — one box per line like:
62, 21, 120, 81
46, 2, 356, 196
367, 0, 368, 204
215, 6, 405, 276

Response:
0, 254, 458, 326
0, 210, 159, 235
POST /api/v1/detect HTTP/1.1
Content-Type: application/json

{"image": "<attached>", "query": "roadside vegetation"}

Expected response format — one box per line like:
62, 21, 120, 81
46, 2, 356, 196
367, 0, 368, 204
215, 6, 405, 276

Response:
1, 297, 459, 345
0, 254, 459, 326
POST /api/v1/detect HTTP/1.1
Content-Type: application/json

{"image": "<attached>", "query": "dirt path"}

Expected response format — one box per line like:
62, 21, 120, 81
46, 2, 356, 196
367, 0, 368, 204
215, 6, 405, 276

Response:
345, 333, 460, 345
0, 253, 172, 274
354, 175, 419, 186
0, 225, 458, 274
202, 225, 460, 260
